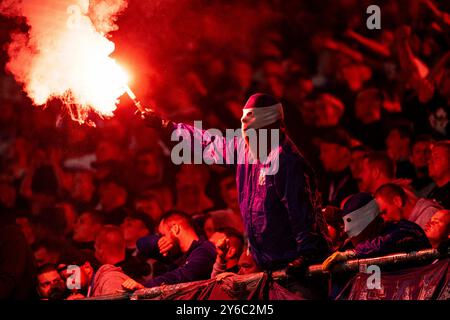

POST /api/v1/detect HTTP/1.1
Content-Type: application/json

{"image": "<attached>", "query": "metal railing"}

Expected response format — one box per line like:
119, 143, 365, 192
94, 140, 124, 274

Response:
84, 248, 448, 300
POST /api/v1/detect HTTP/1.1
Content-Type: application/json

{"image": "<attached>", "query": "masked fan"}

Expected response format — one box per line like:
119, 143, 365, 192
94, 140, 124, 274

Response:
322, 192, 431, 270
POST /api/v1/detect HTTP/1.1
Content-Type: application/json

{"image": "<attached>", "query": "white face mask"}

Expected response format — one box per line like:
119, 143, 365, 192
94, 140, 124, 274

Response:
343, 200, 380, 238
241, 103, 284, 133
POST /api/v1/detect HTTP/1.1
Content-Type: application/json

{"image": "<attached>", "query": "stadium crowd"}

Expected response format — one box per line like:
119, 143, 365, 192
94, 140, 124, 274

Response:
0, 0, 449, 300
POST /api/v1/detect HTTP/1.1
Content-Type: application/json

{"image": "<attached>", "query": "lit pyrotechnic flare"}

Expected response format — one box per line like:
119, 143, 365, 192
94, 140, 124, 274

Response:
0, 0, 137, 123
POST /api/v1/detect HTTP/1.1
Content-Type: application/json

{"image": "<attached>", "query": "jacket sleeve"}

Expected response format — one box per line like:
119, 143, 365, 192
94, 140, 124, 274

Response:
170, 123, 239, 167
274, 158, 324, 258
143, 243, 217, 288
92, 270, 130, 297
354, 221, 431, 257
136, 234, 164, 260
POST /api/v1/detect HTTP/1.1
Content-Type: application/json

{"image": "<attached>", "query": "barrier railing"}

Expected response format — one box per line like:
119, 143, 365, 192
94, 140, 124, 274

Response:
84, 248, 448, 300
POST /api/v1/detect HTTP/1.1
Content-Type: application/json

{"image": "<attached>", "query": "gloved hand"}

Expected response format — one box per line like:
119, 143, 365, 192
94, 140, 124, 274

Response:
286, 256, 309, 278
322, 250, 356, 271
139, 108, 169, 130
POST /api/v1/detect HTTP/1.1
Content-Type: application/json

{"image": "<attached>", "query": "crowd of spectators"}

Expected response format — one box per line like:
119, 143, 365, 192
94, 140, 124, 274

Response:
0, 0, 449, 299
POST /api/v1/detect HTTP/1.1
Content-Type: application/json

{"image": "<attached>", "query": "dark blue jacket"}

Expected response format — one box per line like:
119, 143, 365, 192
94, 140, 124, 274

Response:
171, 123, 330, 270
137, 235, 216, 288
353, 219, 431, 257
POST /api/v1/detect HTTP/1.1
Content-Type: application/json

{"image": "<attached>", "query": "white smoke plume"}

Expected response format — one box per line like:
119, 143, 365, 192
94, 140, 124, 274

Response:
0, 0, 128, 122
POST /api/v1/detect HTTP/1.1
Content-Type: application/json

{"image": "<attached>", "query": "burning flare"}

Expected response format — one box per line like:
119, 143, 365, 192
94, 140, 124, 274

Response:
0, 0, 129, 123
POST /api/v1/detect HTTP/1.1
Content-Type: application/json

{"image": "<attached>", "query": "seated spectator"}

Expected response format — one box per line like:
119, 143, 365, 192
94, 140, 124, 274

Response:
57, 251, 99, 299
349, 145, 369, 182
130, 149, 165, 193
385, 125, 416, 179
322, 206, 346, 251
219, 175, 243, 231
16, 215, 36, 246
236, 248, 261, 275
322, 193, 431, 270
204, 209, 244, 238
317, 129, 358, 206
33, 238, 64, 267
427, 141, 450, 208
69, 170, 96, 213
357, 151, 396, 193
133, 190, 164, 223
72, 211, 105, 251
0, 209, 36, 299
375, 183, 442, 229
36, 264, 67, 300
97, 179, 129, 225
175, 165, 214, 215
410, 135, 434, 197
423, 210, 450, 249
120, 212, 154, 254
91, 226, 132, 296
351, 88, 385, 150
122, 210, 216, 290
314, 93, 345, 128
28, 165, 59, 216
214, 246, 261, 279
32, 207, 67, 241
209, 228, 244, 277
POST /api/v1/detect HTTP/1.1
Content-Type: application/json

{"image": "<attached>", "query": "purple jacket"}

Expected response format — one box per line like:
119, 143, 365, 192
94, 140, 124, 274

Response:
170, 123, 330, 270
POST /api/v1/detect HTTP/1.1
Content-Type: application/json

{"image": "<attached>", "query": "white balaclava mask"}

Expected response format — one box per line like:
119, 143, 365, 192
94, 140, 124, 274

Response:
343, 199, 380, 238
240, 93, 284, 138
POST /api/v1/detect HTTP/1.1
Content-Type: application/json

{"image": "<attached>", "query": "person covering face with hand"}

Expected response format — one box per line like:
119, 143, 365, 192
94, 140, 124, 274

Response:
122, 211, 216, 291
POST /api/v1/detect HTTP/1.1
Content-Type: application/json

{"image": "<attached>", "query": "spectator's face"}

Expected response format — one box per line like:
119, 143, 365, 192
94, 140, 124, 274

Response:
95, 141, 121, 164
386, 129, 410, 161
137, 153, 159, 178
71, 172, 95, 202
16, 217, 35, 245
424, 210, 450, 245
428, 146, 450, 182
158, 221, 181, 253
99, 182, 127, 211
315, 102, 342, 128
73, 213, 100, 242
34, 247, 60, 267
37, 270, 66, 299
375, 196, 403, 222
299, 100, 316, 126
411, 141, 431, 169
339, 64, 371, 92
59, 262, 93, 291
428, 107, 449, 135
56, 203, 77, 236
358, 159, 377, 193
176, 183, 200, 208
350, 150, 366, 179
135, 198, 163, 222
220, 178, 238, 209
355, 93, 382, 124
266, 76, 284, 99
120, 217, 149, 245
231, 61, 252, 89
237, 251, 259, 275
319, 143, 350, 172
